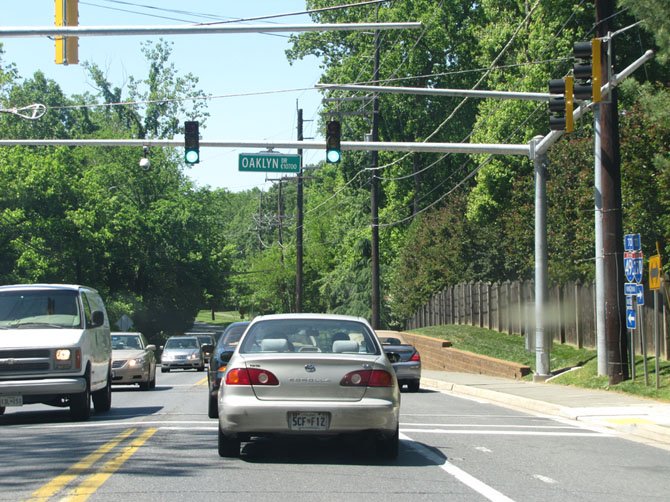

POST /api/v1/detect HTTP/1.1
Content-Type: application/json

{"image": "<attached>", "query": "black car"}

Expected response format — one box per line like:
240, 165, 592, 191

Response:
207, 321, 250, 418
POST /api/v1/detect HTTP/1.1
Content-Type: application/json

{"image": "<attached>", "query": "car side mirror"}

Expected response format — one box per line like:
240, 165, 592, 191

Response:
219, 351, 234, 364
89, 310, 105, 328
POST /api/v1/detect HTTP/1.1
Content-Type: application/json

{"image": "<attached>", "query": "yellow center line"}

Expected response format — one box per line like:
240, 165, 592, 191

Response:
60, 428, 158, 502
27, 428, 136, 502
195, 376, 208, 386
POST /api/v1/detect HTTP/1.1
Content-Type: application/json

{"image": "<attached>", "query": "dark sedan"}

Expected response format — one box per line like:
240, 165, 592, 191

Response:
377, 330, 422, 392
206, 321, 250, 418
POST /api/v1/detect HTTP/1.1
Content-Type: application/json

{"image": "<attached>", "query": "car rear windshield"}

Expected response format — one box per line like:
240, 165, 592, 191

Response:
239, 319, 379, 355
0, 290, 81, 329
218, 324, 248, 349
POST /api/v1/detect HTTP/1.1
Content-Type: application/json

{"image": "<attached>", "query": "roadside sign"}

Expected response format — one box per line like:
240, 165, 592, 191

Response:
649, 254, 662, 290
624, 233, 641, 251
624, 283, 638, 296
636, 284, 645, 305
624, 251, 634, 282
626, 295, 633, 309
632, 250, 643, 283
238, 152, 301, 173
626, 309, 636, 330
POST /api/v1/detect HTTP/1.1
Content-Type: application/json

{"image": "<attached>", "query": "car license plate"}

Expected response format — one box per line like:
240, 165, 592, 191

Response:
0, 395, 23, 407
288, 412, 330, 431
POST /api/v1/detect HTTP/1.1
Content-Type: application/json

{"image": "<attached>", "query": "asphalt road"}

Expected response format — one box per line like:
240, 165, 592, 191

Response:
1, 371, 669, 501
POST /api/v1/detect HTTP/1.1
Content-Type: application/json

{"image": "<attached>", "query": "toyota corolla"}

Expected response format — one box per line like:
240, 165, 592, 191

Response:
217, 314, 400, 459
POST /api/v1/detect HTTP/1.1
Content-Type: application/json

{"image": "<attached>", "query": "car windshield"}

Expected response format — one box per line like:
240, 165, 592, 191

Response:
239, 319, 379, 354
0, 290, 81, 329
218, 324, 249, 349
112, 335, 142, 350
165, 338, 198, 349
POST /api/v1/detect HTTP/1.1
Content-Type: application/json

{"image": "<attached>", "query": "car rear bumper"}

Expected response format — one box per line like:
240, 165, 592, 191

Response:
219, 394, 399, 435
392, 363, 421, 382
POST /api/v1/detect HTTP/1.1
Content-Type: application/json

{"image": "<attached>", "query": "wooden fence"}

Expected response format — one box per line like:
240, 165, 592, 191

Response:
406, 280, 669, 360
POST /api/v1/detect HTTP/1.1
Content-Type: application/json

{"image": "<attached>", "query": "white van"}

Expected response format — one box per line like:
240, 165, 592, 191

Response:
0, 284, 112, 420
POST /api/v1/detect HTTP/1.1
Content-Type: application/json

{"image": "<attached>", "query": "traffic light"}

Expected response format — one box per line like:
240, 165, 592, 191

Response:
55, 0, 79, 65
325, 120, 341, 163
573, 39, 602, 103
184, 121, 200, 164
548, 76, 574, 133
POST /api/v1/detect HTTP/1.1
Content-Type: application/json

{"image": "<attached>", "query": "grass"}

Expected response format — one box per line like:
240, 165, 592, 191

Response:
411, 324, 670, 402
194, 310, 248, 327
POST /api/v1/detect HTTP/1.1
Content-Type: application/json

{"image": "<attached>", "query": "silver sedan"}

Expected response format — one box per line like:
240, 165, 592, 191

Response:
217, 314, 401, 459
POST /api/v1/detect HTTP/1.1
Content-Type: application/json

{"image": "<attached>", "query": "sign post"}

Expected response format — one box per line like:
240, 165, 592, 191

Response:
649, 245, 663, 389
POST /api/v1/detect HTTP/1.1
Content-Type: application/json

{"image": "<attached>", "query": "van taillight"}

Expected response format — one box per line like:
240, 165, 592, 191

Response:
340, 369, 394, 387
225, 368, 279, 386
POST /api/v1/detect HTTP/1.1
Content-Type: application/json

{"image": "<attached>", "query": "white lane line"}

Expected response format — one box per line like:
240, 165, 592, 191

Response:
475, 446, 493, 453
533, 474, 558, 484
402, 428, 610, 437
401, 423, 578, 429
401, 432, 516, 502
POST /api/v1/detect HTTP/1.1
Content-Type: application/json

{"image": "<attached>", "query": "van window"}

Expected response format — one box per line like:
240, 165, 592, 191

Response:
0, 290, 81, 328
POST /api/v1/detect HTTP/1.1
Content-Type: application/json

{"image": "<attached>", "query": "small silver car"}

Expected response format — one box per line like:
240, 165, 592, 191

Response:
160, 336, 205, 373
377, 330, 422, 392
111, 332, 157, 390
217, 314, 400, 459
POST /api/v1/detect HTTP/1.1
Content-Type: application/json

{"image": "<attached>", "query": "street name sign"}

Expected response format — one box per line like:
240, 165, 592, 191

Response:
239, 152, 301, 173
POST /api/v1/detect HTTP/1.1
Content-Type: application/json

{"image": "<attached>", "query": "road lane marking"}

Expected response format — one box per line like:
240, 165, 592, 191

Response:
402, 428, 610, 436
195, 376, 208, 386
401, 432, 516, 502
533, 474, 558, 484
401, 422, 578, 429
60, 428, 157, 502
27, 429, 136, 502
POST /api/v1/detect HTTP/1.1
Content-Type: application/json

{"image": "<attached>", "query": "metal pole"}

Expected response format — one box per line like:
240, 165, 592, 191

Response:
594, 105, 608, 376
655, 290, 660, 389
532, 136, 550, 380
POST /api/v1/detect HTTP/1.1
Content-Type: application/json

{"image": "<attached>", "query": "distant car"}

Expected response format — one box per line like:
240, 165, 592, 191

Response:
111, 332, 157, 390
217, 314, 400, 459
195, 334, 216, 363
160, 336, 205, 373
377, 330, 422, 392
207, 321, 250, 418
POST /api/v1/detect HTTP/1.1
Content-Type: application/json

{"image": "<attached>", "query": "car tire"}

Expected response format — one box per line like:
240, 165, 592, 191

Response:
208, 394, 218, 419
377, 425, 399, 460
197, 365, 205, 372
139, 378, 150, 391
161, 368, 169, 373
218, 426, 240, 458
149, 368, 156, 389
408, 380, 420, 392
70, 372, 91, 421
0, 406, 5, 416
92, 367, 112, 413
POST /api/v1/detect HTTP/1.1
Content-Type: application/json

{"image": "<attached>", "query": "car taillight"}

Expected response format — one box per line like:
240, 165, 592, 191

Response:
340, 369, 394, 387
225, 368, 279, 386
410, 351, 421, 362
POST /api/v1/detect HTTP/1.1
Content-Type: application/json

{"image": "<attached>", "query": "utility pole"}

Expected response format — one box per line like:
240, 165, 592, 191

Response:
597, 0, 628, 383
370, 13, 381, 330
296, 108, 304, 313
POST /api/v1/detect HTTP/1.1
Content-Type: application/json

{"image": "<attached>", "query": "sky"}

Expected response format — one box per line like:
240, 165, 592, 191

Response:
2, 0, 329, 192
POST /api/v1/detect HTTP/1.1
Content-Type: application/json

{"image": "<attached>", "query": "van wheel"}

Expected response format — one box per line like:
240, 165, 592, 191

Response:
93, 367, 112, 412
71, 373, 91, 421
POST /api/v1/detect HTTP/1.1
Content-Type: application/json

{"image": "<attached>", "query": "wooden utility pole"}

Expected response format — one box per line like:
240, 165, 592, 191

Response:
296, 108, 304, 313
370, 20, 381, 329
596, 0, 628, 383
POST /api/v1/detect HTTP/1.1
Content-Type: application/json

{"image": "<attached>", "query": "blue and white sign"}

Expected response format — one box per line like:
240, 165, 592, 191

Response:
636, 284, 645, 305
624, 233, 641, 251
626, 295, 634, 309
633, 251, 643, 283
624, 283, 638, 296
624, 252, 634, 282
626, 309, 637, 330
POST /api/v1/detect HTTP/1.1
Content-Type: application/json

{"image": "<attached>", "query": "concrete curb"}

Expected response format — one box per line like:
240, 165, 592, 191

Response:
421, 377, 670, 447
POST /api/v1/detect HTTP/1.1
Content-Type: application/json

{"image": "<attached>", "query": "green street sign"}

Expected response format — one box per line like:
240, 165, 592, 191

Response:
239, 152, 301, 173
